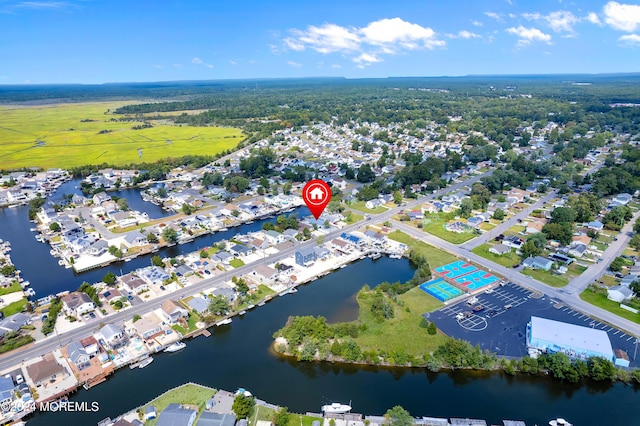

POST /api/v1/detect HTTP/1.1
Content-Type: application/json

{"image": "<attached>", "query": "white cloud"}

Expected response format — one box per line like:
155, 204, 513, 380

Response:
523, 11, 578, 34
230, 60, 237, 65
604, 1, 640, 32
192, 57, 203, 64
447, 30, 481, 39
586, 12, 602, 25
472, 20, 483, 27
287, 60, 302, 68
619, 33, 640, 45
484, 12, 504, 21
282, 17, 444, 65
506, 26, 552, 46
331, 64, 342, 69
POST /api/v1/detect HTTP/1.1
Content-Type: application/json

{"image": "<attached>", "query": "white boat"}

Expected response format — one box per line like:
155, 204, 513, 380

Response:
549, 419, 572, 426
219, 228, 229, 232
163, 342, 186, 353
25, 288, 36, 297
238, 310, 246, 316
138, 357, 154, 368
389, 253, 402, 259
257, 301, 266, 307
216, 318, 232, 326
321, 403, 352, 414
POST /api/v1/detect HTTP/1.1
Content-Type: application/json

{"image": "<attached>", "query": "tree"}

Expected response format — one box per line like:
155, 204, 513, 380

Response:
458, 198, 474, 218
146, 232, 159, 244
133, 314, 141, 322
551, 207, 577, 224
156, 186, 168, 198
427, 321, 437, 335
108, 245, 122, 258
151, 255, 165, 267
232, 394, 255, 419
630, 234, 640, 251
492, 208, 505, 220
520, 240, 542, 259
181, 203, 195, 215
49, 222, 61, 232
162, 227, 179, 244
384, 406, 413, 426
236, 279, 249, 295
393, 190, 403, 204
542, 222, 573, 246
604, 205, 632, 230
283, 182, 292, 195
200, 250, 209, 258
116, 197, 129, 211
273, 407, 290, 426
356, 163, 375, 183
609, 256, 626, 272
588, 357, 616, 381
102, 272, 117, 286
208, 295, 230, 316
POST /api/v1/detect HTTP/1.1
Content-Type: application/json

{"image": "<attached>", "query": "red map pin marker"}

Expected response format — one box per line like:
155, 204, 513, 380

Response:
302, 179, 332, 220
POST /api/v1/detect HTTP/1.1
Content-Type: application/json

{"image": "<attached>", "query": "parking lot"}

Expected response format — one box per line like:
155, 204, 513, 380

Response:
426, 282, 640, 367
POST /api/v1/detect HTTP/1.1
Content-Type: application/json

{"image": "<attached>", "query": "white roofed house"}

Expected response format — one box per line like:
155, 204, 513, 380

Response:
123, 230, 147, 248
161, 300, 188, 325
607, 286, 634, 303
99, 323, 127, 348
131, 315, 163, 340
87, 239, 109, 256
61, 292, 95, 316
120, 273, 150, 294
251, 264, 278, 285
92, 191, 111, 205
489, 244, 511, 255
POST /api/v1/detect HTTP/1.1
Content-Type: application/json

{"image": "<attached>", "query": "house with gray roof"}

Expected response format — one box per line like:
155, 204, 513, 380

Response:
212, 251, 233, 264
123, 230, 147, 248
100, 323, 126, 348
196, 412, 237, 426
0, 313, 31, 337
188, 297, 209, 314
157, 403, 197, 426
65, 341, 91, 370
295, 246, 317, 267
522, 256, 553, 271
0, 376, 14, 405
607, 285, 634, 303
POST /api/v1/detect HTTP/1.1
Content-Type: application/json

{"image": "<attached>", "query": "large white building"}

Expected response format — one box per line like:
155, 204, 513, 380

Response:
526, 316, 614, 361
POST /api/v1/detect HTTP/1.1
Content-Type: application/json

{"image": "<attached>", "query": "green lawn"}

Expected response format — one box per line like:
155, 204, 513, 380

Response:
143, 383, 215, 426
0, 298, 27, 317
0, 102, 244, 169
236, 285, 276, 310
388, 230, 457, 267
479, 222, 496, 231
472, 243, 520, 268
345, 211, 364, 224
251, 405, 276, 426
354, 286, 447, 357
580, 288, 640, 324
521, 268, 569, 287
229, 258, 245, 268
171, 312, 201, 335
0, 282, 22, 296
567, 263, 587, 277
349, 200, 387, 214
504, 225, 526, 237
421, 218, 476, 244
592, 242, 608, 251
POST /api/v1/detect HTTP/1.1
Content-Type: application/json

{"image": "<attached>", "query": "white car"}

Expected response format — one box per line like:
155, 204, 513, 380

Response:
15, 375, 23, 385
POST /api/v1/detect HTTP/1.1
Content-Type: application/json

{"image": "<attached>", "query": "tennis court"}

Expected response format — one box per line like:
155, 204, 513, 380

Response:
434, 260, 478, 279
453, 270, 499, 290
420, 278, 465, 302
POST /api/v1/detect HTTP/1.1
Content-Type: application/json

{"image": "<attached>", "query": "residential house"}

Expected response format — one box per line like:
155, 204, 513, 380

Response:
229, 244, 250, 257
503, 236, 524, 250
506, 188, 530, 204
295, 246, 317, 267
26, 354, 66, 387
526, 220, 545, 234
100, 323, 126, 348
488, 244, 511, 255
365, 199, 384, 209
586, 220, 604, 232
174, 264, 194, 277
188, 297, 209, 314
467, 216, 483, 228
331, 238, 351, 253
123, 230, 147, 248
61, 292, 95, 316
567, 243, 588, 258
132, 315, 163, 340
211, 285, 236, 303
145, 406, 158, 421
140, 266, 170, 286
92, 191, 111, 205
263, 230, 285, 245
607, 285, 634, 303
0, 313, 31, 338
613, 193, 633, 205
212, 251, 233, 264
572, 234, 592, 247
621, 274, 639, 287
0, 376, 13, 406
252, 264, 278, 284
87, 240, 109, 256
197, 412, 237, 426
522, 256, 553, 271
99, 288, 122, 304
161, 300, 189, 325
314, 246, 330, 260
65, 341, 91, 370
156, 403, 197, 426
121, 273, 150, 294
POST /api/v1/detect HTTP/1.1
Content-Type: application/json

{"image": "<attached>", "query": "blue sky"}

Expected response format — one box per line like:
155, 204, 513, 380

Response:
1, 0, 640, 84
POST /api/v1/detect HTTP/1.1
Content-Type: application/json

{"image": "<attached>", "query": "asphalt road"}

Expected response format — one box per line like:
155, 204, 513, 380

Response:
0, 171, 494, 371
392, 219, 640, 337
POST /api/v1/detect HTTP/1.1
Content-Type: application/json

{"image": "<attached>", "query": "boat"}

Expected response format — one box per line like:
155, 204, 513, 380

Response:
25, 288, 36, 297
216, 318, 232, 326
257, 301, 265, 307
287, 287, 298, 294
219, 228, 229, 232
389, 253, 402, 259
29, 228, 38, 232
549, 419, 572, 426
124, 258, 132, 262
238, 310, 246, 316
369, 252, 382, 259
58, 260, 65, 266
138, 357, 154, 368
321, 403, 352, 414
246, 220, 254, 224
163, 342, 186, 353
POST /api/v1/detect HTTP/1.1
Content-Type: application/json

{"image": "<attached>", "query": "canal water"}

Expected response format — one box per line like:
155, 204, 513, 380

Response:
1, 182, 639, 425
0, 179, 309, 296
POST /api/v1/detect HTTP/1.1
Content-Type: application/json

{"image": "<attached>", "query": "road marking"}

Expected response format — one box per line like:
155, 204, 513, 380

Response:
614, 330, 620, 336
628, 336, 634, 341
578, 314, 585, 319
572, 312, 579, 316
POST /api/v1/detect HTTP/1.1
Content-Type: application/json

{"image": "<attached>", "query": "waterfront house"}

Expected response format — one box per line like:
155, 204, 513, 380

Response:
211, 285, 236, 303
197, 412, 237, 426
132, 315, 163, 340
157, 403, 197, 426
174, 264, 194, 277
121, 273, 150, 294
522, 256, 553, 271
607, 285, 634, 302
146, 405, 158, 420
65, 341, 91, 370
263, 230, 285, 245
212, 251, 233, 264
61, 292, 95, 316
161, 300, 189, 324
295, 246, 317, 267
488, 244, 511, 256
0, 376, 13, 406
188, 297, 209, 314
92, 191, 111, 205
26, 354, 66, 387
99, 288, 122, 303
87, 239, 109, 256
282, 229, 299, 241
100, 323, 126, 348
315, 246, 330, 260
123, 230, 147, 248
252, 264, 278, 284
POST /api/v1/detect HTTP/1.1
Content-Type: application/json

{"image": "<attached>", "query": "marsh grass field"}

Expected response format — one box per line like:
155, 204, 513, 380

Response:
0, 102, 245, 169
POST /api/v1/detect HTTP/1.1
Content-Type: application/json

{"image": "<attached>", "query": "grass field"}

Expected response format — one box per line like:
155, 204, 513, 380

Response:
580, 288, 640, 324
387, 230, 457, 268
0, 102, 244, 169
0, 298, 27, 317
354, 286, 446, 357
472, 243, 520, 268
143, 383, 215, 426
521, 268, 568, 287
349, 200, 387, 214
421, 215, 476, 244
0, 282, 22, 296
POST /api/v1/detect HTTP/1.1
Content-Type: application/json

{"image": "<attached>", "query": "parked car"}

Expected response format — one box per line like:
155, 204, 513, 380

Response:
512, 264, 520, 269
159, 286, 166, 291
127, 295, 134, 301
15, 375, 23, 385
